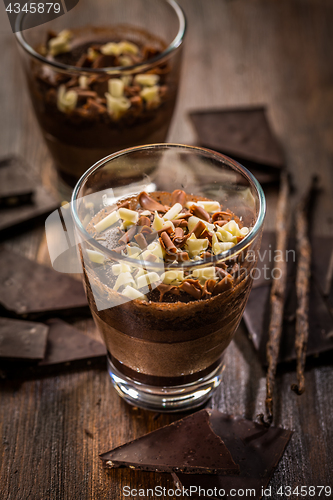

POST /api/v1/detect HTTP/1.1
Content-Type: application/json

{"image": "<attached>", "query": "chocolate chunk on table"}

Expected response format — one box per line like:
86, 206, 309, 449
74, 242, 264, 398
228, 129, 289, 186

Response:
173, 411, 292, 500
189, 107, 284, 183
0, 248, 89, 319
0, 317, 48, 360
0, 159, 59, 237
0, 156, 35, 208
39, 319, 106, 366
100, 409, 240, 475
243, 233, 333, 365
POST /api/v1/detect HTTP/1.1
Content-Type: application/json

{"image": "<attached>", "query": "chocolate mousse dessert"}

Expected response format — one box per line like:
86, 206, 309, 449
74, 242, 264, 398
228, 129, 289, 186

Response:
81, 189, 257, 388
27, 26, 182, 186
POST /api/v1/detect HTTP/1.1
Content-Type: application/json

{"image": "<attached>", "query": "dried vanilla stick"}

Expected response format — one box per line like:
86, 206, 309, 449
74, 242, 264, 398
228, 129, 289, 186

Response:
291, 177, 318, 395
265, 172, 290, 424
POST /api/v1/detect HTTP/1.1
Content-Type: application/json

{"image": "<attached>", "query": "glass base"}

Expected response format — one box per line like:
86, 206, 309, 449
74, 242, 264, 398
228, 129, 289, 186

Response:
107, 356, 225, 412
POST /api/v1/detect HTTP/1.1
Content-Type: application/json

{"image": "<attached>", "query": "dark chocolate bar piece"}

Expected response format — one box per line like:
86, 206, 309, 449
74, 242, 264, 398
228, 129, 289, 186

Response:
0, 157, 59, 237
173, 410, 292, 500
0, 156, 35, 208
0, 317, 48, 360
244, 233, 333, 365
189, 107, 284, 184
0, 248, 89, 318
39, 319, 106, 365
100, 409, 240, 475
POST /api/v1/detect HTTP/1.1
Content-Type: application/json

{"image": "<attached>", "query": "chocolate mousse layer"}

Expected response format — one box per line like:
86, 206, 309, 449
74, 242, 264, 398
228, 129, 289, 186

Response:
28, 27, 182, 186
81, 190, 259, 385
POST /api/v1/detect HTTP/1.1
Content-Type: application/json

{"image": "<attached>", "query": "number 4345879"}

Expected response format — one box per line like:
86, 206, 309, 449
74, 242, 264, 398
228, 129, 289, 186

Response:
6, 3, 61, 14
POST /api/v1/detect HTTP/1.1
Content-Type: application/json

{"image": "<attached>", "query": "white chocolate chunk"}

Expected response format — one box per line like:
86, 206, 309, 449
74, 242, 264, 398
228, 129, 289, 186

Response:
240, 226, 250, 236
185, 237, 209, 258
118, 207, 139, 223
134, 268, 147, 279
122, 220, 135, 230
94, 210, 120, 233
57, 30, 73, 41
163, 203, 183, 221
101, 42, 122, 56
57, 85, 78, 113
161, 270, 184, 284
146, 241, 165, 260
152, 211, 164, 231
105, 93, 131, 120
193, 267, 216, 281
213, 241, 235, 255
108, 78, 124, 98
121, 75, 133, 87
122, 286, 146, 301
113, 272, 135, 291
118, 41, 139, 55
134, 74, 160, 87
160, 221, 175, 232
48, 35, 70, 56
140, 85, 160, 105
197, 201, 221, 213
79, 75, 89, 89
136, 272, 161, 289
187, 216, 215, 233
118, 56, 133, 67
127, 246, 141, 258
216, 228, 238, 244
87, 47, 99, 61
222, 220, 242, 237
140, 210, 151, 216
86, 249, 105, 264
111, 263, 132, 276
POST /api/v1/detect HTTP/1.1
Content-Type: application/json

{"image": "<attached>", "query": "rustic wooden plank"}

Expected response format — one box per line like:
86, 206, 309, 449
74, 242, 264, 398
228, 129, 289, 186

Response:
0, 0, 332, 498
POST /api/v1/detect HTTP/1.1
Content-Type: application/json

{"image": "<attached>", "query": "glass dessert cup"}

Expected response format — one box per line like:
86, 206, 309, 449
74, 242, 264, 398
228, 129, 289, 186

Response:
71, 144, 266, 412
15, 0, 186, 193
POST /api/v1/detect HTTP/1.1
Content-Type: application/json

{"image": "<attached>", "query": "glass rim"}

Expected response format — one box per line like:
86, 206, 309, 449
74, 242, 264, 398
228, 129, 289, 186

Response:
71, 143, 266, 270
15, 0, 186, 75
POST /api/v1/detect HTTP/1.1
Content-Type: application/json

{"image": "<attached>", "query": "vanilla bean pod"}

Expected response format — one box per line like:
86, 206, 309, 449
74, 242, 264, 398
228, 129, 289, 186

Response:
265, 172, 290, 424
291, 176, 318, 395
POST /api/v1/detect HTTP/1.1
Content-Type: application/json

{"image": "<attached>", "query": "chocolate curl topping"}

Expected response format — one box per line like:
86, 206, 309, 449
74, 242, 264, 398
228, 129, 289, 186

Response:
157, 283, 181, 302
172, 219, 188, 228
190, 205, 210, 222
160, 231, 177, 254
137, 216, 151, 227
112, 245, 127, 254
215, 267, 232, 280
171, 189, 186, 206
134, 233, 148, 250
201, 279, 217, 299
138, 191, 167, 212
179, 279, 202, 299
118, 225, 138, 245
212, 275, 234, 295
212, 211, 230, 222
214, 220, 228, 227
192, 220, 207, 238
173, 227, 185, 246
174, 251, 190, 262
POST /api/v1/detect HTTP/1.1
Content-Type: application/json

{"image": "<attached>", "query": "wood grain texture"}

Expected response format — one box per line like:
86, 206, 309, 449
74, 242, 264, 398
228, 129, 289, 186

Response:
0, 0, 333, 499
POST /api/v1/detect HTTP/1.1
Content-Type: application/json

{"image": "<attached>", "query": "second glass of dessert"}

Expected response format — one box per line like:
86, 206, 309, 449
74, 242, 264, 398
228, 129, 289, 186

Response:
71, 144, 266, 412
15, 0, 186, 191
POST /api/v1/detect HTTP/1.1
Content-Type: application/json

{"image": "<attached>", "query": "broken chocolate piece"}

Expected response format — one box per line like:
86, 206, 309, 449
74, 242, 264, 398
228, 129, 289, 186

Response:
0, 166, 59, 237
100, 409, 240, 475
0, 248, 89, 318
173, 410, 292, 500
189, 107, 284, 169
0, 156, 35, 208
39, 319, 106, 365
0, 317, 48, 360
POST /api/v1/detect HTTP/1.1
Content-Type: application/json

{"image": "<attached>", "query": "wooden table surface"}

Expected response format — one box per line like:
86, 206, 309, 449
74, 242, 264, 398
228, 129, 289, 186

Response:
1, 1, 333, 498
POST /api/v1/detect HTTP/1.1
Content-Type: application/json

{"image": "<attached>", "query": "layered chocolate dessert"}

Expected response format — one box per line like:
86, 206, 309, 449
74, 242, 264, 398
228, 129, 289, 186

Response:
82, 190, 257, 387
27, 27, 182, 186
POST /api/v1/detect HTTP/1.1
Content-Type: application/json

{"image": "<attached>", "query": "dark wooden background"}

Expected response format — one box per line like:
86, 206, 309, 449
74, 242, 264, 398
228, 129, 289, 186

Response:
1, 0, 333, 498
